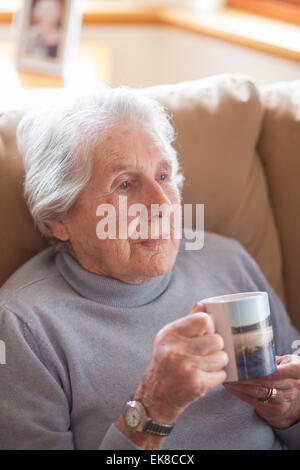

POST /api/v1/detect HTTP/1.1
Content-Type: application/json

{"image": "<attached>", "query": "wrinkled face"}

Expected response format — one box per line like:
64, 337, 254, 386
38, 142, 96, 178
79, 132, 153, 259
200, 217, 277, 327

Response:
57, 124, 181, 284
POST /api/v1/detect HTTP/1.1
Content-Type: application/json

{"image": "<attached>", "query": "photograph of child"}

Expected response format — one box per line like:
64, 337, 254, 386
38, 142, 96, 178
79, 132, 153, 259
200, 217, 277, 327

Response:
24, 0, 65, 59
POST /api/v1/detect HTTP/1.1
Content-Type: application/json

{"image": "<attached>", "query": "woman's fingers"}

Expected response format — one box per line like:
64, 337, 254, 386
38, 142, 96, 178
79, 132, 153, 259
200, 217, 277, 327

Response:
223, 385, 277, 411
270, 356, 300, 380
197, 369, 228, 391
190, 301, 206, 314
224, 354, 300, 429
174, 311, 215, 338
183, 333, 225, 357
191, 350, 229, 372
227, 376, 295, 390
144, 304, 229, 420
224, 382, 279, 400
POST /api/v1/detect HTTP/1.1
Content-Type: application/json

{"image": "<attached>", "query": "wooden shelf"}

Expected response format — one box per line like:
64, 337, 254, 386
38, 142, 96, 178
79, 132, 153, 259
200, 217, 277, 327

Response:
227, 0, 300, 26
0, 3, 163, 25
161, 7, 300, 63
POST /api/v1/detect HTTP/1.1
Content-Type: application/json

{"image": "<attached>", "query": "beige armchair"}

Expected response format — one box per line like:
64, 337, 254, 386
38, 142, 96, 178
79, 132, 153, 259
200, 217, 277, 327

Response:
0, 74, 299, 330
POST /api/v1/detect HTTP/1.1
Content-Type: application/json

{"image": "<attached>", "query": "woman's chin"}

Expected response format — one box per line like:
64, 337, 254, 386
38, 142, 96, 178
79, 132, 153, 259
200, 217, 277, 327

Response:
134, 243, 178, 279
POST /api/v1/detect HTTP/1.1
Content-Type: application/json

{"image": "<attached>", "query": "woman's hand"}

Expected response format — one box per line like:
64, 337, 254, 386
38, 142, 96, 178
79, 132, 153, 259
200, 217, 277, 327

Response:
133, 302, 229, 424
224, 355, 300, 429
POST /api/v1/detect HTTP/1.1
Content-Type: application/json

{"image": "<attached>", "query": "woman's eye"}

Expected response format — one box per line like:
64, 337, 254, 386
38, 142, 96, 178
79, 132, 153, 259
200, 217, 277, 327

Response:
118, 181, 129, 190
158, 174, 168, 181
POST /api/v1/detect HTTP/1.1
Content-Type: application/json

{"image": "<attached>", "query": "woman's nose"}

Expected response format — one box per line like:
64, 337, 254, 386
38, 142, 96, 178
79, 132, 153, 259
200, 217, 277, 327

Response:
143, 179, 172, 209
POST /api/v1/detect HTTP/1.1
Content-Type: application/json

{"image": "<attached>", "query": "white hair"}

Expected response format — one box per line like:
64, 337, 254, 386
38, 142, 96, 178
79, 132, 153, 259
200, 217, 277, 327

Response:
17, 85, 184, 250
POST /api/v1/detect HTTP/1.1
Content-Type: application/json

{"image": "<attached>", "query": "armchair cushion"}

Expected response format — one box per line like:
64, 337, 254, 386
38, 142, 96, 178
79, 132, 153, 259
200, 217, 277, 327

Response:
0, 111, 47, 287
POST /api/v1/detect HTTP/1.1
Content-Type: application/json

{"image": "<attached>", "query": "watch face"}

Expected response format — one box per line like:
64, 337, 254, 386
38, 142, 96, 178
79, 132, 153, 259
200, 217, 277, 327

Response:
125, 405, 141, 429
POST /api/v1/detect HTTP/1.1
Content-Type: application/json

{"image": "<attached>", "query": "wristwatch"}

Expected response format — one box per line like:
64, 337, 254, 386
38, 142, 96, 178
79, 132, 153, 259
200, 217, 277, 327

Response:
122, 397, 175, 437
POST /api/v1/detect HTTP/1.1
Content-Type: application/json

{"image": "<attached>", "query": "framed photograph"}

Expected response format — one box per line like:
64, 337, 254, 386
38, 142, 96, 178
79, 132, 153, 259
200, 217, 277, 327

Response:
15, 0, 81, 76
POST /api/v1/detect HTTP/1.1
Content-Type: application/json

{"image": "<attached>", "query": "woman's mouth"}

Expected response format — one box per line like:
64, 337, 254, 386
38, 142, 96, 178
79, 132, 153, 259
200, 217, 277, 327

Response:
138, 234, 170, 248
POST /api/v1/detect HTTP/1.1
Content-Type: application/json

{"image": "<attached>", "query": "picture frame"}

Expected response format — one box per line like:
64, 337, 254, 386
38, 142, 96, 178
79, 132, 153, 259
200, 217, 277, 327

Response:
15, 0, 81, 76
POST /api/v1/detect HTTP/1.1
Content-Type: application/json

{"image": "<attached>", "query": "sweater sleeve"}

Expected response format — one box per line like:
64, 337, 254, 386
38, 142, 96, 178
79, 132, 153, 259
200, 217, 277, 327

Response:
232, 240, 300, 450
0, 306, 75, 450
98, 424, 143, 450
0, 306, 132, 451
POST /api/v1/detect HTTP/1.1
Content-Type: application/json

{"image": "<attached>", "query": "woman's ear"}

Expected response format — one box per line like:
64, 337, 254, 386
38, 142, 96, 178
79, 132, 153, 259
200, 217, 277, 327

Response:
47, 220, 70, 241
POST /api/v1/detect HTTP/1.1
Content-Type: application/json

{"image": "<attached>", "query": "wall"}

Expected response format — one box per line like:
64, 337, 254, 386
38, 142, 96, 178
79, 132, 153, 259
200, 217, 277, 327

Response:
159, 26, 300, 86
81, 24, 300, 87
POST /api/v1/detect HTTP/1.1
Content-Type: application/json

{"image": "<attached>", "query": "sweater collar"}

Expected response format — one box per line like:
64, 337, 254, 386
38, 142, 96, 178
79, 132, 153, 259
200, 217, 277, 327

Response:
55, 250, 173, 308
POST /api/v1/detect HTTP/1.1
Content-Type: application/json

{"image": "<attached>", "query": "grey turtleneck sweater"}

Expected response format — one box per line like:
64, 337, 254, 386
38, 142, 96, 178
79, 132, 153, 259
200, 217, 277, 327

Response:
0, 232, 299, 450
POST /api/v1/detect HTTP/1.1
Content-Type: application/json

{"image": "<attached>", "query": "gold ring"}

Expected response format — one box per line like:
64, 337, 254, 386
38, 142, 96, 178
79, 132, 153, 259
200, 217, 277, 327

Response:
259, 387, 277, 404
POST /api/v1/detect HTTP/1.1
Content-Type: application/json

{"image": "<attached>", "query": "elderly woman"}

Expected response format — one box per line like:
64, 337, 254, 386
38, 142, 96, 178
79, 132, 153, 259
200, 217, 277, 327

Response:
0, 86, 299, 450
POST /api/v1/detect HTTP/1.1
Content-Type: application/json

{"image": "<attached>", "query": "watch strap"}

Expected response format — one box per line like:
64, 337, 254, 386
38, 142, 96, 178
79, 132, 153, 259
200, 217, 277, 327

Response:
143, 418, 174, 437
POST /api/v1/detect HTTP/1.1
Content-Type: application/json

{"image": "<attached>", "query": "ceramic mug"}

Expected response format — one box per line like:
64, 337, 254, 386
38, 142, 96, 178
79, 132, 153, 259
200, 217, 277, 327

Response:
201, 291, 277, 382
